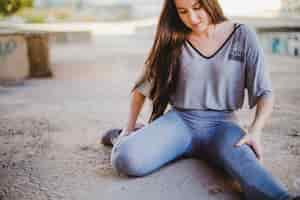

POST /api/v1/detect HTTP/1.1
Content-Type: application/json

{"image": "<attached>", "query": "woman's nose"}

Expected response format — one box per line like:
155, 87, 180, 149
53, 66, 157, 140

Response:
187, 11, 199, 25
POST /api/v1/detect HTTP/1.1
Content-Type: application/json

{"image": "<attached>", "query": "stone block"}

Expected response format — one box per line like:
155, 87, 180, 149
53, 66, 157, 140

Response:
0, 34, 29, 86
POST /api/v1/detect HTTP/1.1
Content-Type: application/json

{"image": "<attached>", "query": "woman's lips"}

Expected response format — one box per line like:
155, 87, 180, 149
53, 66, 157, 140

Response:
191, 23, 201, 28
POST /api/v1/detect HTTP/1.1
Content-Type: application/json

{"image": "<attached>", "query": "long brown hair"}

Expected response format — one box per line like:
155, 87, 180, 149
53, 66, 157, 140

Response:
132, 0, 227, 122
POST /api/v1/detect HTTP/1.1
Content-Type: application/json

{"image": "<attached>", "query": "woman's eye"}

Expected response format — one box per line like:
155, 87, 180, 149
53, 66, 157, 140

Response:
178, 10, 187, 14
193, 3, 202, 10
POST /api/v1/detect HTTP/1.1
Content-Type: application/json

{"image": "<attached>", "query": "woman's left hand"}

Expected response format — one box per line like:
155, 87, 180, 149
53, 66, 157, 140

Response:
235, 130, 263, 161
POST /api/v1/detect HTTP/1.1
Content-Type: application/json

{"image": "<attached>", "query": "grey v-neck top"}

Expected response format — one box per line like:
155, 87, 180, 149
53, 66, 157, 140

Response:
135, 24, 272, 110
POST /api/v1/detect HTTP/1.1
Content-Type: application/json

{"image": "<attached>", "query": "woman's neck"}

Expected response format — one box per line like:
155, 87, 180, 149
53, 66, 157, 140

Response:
190, 24, 216, 40
189, 21, 229, 41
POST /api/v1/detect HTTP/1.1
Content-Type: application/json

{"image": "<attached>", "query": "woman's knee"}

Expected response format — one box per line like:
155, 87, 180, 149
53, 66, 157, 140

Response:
111, 142, 149, 177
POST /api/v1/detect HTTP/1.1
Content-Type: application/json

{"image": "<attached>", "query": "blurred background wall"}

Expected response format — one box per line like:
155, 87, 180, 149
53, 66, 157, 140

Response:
1, 0, 300, 57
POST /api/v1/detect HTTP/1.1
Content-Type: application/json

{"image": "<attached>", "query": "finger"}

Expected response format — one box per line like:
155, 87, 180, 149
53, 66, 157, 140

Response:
120, 129, 130, 137
235, 138, 246, 147
254, 142, 262, 160
135, 123, 145, 129
249, 142, 261, 160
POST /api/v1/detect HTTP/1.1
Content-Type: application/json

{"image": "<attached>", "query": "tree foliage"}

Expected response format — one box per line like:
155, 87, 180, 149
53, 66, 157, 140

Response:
0, 0, 34, 16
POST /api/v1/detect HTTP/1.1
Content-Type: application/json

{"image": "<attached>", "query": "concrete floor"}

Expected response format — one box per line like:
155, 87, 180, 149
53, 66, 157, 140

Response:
0, 28, 300, 200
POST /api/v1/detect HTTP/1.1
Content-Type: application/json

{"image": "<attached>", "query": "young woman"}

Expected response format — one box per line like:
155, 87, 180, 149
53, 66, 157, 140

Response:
102, 0, 299, 199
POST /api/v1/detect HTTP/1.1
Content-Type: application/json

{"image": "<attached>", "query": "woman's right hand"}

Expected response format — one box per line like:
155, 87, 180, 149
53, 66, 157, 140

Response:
111, 128, 132, 145
120, 123, 145, 137
119, 128, 131, 137
113, 123, 145, 145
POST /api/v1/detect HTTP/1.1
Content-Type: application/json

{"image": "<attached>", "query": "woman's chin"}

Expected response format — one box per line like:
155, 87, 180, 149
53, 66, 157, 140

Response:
193, 29, 207, 35
191, 25, 209, 35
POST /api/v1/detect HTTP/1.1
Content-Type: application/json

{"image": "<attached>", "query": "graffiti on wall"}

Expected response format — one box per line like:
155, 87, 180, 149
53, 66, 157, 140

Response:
0, 39, 17, 57
259, 32, 300, 57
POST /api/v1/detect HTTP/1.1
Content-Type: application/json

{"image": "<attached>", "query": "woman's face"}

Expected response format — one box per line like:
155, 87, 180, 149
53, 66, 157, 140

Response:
174, 0, 211, 35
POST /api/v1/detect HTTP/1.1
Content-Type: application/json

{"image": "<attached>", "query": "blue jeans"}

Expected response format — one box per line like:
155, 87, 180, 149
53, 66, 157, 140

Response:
111, 107, 290, 200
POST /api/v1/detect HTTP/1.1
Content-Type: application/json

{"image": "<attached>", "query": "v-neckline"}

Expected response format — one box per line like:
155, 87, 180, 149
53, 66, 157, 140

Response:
186, 23, 241, 59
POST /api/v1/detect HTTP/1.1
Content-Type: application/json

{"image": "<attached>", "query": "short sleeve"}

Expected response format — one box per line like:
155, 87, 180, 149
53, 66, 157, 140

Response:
245, 26, 273, 109
135, 79, 152, 98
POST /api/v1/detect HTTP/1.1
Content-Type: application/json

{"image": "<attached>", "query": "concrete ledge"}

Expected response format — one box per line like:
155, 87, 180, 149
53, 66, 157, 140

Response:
49, 31, 92, 43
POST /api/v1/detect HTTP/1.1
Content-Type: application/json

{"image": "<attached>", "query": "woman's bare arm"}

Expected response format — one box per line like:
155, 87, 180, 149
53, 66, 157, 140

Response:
123, 89, 146, 134
249, 95, 274, 134
236, 95, 274, 160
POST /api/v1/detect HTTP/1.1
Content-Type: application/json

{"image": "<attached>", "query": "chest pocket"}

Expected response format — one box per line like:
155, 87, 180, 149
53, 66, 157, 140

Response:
228, 34, 246, 64
228, 46, 245, 62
